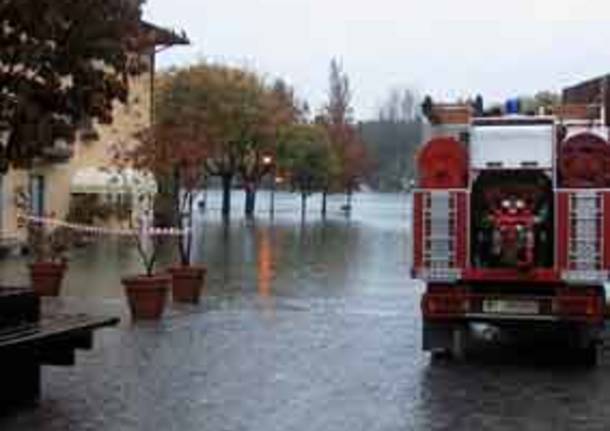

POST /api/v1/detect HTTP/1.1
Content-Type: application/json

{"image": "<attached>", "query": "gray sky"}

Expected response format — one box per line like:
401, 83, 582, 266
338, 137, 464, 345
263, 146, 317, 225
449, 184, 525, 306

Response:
145, 0, 610, 120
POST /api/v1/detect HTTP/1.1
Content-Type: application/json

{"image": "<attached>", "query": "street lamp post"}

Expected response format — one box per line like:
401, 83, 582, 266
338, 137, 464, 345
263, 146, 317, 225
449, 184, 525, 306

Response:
270, 175, 276, 218
262, 155, 275, 218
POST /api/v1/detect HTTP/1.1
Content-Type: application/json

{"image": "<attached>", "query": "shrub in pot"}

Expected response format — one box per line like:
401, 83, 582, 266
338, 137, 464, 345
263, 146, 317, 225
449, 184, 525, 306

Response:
168, 265, 206, 304
28, 232, 69, 297
168, 182, 206, 304
16, 188, 71, 297
121, 212, 170, 321
132, 130, 208, 304
109, 142, 171, 320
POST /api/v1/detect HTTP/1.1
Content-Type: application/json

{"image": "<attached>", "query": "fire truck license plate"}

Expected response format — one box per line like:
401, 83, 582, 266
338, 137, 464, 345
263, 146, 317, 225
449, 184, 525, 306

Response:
482, 300, 539, 315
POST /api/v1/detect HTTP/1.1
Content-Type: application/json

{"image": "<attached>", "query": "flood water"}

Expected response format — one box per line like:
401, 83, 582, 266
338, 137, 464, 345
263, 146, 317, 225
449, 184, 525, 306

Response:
2, 191, 610, 431
0, 191, 415, 302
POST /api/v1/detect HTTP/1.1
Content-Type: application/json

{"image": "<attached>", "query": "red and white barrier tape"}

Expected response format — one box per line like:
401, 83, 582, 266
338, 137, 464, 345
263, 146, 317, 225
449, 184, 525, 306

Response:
23, 216, 189, 237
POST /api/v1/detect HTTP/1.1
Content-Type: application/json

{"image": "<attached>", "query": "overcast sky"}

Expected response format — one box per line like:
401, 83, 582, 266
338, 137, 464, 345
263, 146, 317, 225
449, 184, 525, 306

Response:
144, 0, 610, 120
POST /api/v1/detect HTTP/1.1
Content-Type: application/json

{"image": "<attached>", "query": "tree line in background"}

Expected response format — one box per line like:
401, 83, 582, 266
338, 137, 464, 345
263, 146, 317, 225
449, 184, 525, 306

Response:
0, 0, 403, 222
362, 89, 563, 192
139, 81, 564, 217
134, 59, 370, 221
360, 87, 423, 191
0, 0, 565, 221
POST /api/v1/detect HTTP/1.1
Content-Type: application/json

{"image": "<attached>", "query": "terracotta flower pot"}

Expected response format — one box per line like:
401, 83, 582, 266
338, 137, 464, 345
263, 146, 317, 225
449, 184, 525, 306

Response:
122, 274, 170, 320
29, 261, 67, 297
168, 265, 207, 304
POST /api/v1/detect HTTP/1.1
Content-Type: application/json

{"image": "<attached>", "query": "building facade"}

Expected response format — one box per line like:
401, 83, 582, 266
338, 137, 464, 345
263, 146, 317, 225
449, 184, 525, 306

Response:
0, 22, 188, 247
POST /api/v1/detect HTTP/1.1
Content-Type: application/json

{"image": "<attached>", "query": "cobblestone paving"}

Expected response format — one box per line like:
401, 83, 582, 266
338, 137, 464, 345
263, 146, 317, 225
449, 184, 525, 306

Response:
1, 292, 610, 431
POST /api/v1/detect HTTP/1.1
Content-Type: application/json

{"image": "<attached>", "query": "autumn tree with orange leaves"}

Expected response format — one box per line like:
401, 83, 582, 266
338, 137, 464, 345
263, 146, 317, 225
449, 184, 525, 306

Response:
136, 63, 301, 222
238, 78, 302, 217
133, 123, 207, 265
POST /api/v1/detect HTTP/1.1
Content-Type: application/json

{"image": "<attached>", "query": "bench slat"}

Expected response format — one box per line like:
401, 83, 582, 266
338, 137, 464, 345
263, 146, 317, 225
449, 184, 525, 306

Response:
0, 314, 119, 350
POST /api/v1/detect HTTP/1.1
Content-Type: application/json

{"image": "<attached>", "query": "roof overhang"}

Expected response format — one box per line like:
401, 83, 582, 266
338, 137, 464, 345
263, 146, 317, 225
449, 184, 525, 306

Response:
140, 21, 190, 48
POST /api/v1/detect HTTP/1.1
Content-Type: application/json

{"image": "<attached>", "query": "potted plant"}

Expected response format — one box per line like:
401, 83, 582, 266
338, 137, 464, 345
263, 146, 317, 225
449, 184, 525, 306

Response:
167, 161, 207, 304
133, 130, 208, 304
169, 155, 207, 304
110, 144, 171, 320
122, 215, 170, 320
28, 223, 71, 297
15, 187, 71, 297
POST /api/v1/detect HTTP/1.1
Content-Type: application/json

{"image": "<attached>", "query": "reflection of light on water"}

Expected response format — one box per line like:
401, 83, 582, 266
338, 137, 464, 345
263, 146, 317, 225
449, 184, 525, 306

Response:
257, 227, 276, 317
257, 228, 273, 299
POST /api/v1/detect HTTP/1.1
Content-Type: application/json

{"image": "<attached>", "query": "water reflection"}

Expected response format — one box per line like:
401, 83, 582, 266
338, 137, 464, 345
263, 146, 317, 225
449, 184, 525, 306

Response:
257, 226, 274, 299
0, 192, 413, 301
3, 191, 606, 431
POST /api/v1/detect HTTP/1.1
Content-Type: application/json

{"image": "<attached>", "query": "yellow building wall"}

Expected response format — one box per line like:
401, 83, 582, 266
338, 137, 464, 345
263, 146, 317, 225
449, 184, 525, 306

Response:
1, 70, 152, 244
1, 170, 29, 241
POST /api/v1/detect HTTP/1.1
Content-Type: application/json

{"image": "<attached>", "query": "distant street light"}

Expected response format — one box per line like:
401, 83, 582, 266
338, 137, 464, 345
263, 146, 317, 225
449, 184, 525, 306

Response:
262, 155, 276, 217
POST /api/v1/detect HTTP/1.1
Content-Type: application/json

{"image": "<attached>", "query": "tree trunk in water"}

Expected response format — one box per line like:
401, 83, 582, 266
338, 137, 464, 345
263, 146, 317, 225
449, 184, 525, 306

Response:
221, 175, 232, 219
346, 187, 353, 210
173, 167, 181, 226
154, 175, 178, 227
301, 192, 307, 220
321, 189, 328, 218
244, 182, 257, 218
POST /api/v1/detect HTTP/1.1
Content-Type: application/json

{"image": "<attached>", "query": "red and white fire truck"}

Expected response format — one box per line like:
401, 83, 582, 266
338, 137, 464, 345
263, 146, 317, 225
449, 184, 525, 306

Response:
412, 88, 610, 364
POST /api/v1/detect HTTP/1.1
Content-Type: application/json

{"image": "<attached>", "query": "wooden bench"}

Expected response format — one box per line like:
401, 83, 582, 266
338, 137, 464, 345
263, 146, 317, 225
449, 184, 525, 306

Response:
0, 288, 119, 409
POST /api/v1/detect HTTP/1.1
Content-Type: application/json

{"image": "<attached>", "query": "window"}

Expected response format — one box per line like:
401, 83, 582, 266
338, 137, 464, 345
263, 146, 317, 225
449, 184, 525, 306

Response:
30, 175, 45, 217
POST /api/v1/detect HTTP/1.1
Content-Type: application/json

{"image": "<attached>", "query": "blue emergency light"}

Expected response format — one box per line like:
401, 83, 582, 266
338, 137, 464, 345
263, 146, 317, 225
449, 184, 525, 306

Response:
505, 98, 521, 115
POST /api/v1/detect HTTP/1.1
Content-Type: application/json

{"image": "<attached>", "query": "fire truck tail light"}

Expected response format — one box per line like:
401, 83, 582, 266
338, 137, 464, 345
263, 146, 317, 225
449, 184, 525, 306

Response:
422, 293, 469, 318
554, 295, 603, 322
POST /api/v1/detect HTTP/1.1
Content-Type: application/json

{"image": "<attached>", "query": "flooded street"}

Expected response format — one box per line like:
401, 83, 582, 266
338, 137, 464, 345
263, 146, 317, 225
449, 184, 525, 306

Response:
1, 192, 610, 430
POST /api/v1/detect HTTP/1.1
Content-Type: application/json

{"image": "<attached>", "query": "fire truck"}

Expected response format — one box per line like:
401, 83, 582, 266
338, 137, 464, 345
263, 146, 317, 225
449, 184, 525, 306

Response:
413, 80, 610, 364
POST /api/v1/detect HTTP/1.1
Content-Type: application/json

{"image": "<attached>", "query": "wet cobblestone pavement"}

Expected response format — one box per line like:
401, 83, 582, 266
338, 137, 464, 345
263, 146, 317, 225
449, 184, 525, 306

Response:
1, 194, 609, 430
2, 293, 610, 431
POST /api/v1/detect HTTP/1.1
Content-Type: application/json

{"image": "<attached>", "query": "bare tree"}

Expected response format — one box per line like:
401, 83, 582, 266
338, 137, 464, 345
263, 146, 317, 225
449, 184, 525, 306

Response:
322, 59, 369, 210
378, 87, 419, 122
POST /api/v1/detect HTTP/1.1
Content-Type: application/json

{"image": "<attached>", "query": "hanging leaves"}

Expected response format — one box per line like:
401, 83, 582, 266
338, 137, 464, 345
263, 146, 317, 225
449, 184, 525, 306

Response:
0, 0, 147, 170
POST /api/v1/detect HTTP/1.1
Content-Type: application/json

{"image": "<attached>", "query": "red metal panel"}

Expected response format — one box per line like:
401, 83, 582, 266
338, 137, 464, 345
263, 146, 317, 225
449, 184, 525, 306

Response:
454, 191, 468, 269
556, 191, 570, 271
604, 192, 610, 270
412, 192, 424, 273
422, 289, 603, 324
462, 268, 560, 284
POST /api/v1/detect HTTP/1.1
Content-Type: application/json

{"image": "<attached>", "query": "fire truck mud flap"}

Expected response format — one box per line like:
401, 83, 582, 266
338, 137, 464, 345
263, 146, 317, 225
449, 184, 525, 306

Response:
423, 320, 469, 359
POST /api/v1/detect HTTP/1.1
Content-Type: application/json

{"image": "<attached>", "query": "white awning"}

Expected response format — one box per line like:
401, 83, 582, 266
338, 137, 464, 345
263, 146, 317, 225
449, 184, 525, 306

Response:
71, 167, 157, 195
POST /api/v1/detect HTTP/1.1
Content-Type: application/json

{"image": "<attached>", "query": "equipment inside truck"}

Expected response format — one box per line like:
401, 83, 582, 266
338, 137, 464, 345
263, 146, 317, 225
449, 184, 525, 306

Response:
470, 170, 554, 269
